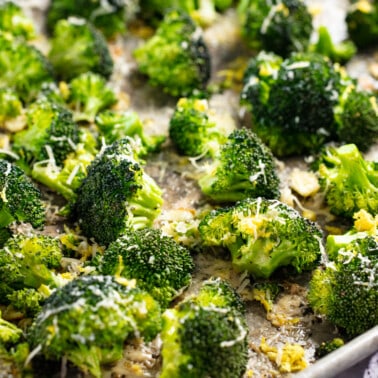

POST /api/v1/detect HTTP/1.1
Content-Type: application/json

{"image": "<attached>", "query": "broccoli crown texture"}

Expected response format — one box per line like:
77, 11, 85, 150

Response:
315, 338, 345, 358
0, 32, 54, 103
0, 159, 45, 229
6, 287, 44, 317
241, 51, 351, 157
28, 275, 162, 378
237, 0, 313, 57
100, 228, 194, 308
134, 9, 211, 97
48, 18, 114, 81
169, 97, 233, 157
0, 88, 23, 127
72, 138, 163, 246
315, 144, 378, 218
199, 197, 323, 279
12, 98, 80, 167
198, 127, 280, 202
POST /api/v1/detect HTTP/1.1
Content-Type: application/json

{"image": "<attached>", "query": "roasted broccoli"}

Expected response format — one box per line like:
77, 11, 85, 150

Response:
6, 288, 44, 317
0, 88, 24, 132
197, 127, 280, 202
314, 144, 378, 218
315, 338, 345, 358
0, 159, 45, 229
96, 110, 165, 155
48, 18, 113, 81
71, 137, 164, 246
0, 311, 22, 346
199, 197, 323, 279
99, 228, 194, 308
28, 275, 162, 378
134, 9, 211, 97
160, 278, 248, 378
169, 97, 235, 157
237, 0, 313, 57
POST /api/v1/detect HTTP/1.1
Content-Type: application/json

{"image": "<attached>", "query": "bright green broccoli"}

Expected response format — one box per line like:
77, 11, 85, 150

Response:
237, 0, 313, 57
6, 288, 44, 317
12, 98, 80, 170
314, 144, 378, 218
0, 311, 22, 347
0, 88, 25, 132
95, 110, 165, 155
169, 97, 235, 157
71, 137, 164, 246
99, 227, 194, 308
197, 127, 280, 202
315, 338, 345, 358
199, 197, 323, 279
28, 275, 162, 378
160, 278, 248, 378
134, 9, 211, 97
0, 159, 45, 229
48, 18, 114, 81
0, 32, 54, 103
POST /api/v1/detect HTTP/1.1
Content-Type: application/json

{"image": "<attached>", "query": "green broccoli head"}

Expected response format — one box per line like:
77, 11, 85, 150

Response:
315, 338, 345, 358
72, 138, 164, 246
237, 0, 313, 57
0, 1, 36, 40
308, 233, 378, 337
95, 110, 166, 156
0, 32, 54, 103
12, 98, 80, 168
198, 127, 280, 202
199, 197, 323, 279
0, 159, 45, 229
99, 228, 194, 308
134, 9, 211, 97
0, 311, 23, 347
0, 88, 24, 130
169, 97, 234, 157
6, 287, 44, 317
314, 144, 378, 218
28, 275, 162, 378
48, 18, 114, 81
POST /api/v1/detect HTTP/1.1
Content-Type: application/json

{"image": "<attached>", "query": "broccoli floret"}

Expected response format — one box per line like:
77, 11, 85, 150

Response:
308, 232, 378, 337
72, 137, 164, 246
0, 1, 36, 40
0, 88, 25, 132
0, 311, 22, 347
169, 97, 235, 157
250, 281, 282, 312
241, 51, 353, 157
197, 127, 280, 202
12, 98, 80, 169
134, 9, 211, 97
237, 0, 313, 57
0, 32, 54, 103
346, 0, 378, 49
47, 0, 132, 39
315, 338, 345, 358
99, 228, 194, 308
28, 275, 162, 378
314, 144, 378, 218
66, 72, 118, 123
96, 110, 165, 155
6, 288, 44, 317
48, 18, 113, 81
160, 279, 248, 378
0, 159, 45, 229
199, 197, 323, 279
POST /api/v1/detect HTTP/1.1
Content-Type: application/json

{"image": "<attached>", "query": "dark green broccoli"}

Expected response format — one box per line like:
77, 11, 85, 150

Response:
314, 144, 378, 218
66, 72, 118, 123
6, 288, 44, 317
72, 138, 164, 246
315, 338, 345, 358
99, 228, 194, 308
28, 275, 162, 378
237, 0, 313, 57
0, 310, 22, 346
47, 0, 133, 39
48, 18, 113, 81
12, 98, 80, 169
308, 231, 378, 337
160, 278, 248, 378
134, 9, 211, 97
96, 110, 165, 155
199, 197, 323, 279
0, 32, 54, 103
197, 127, 280, 202
240, 51, 359, 157
346, 0, 378, 49
0, 159, 45, 229
169, 97, 235, 157
0, 1, 35, 40
0, 88, 24, 131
